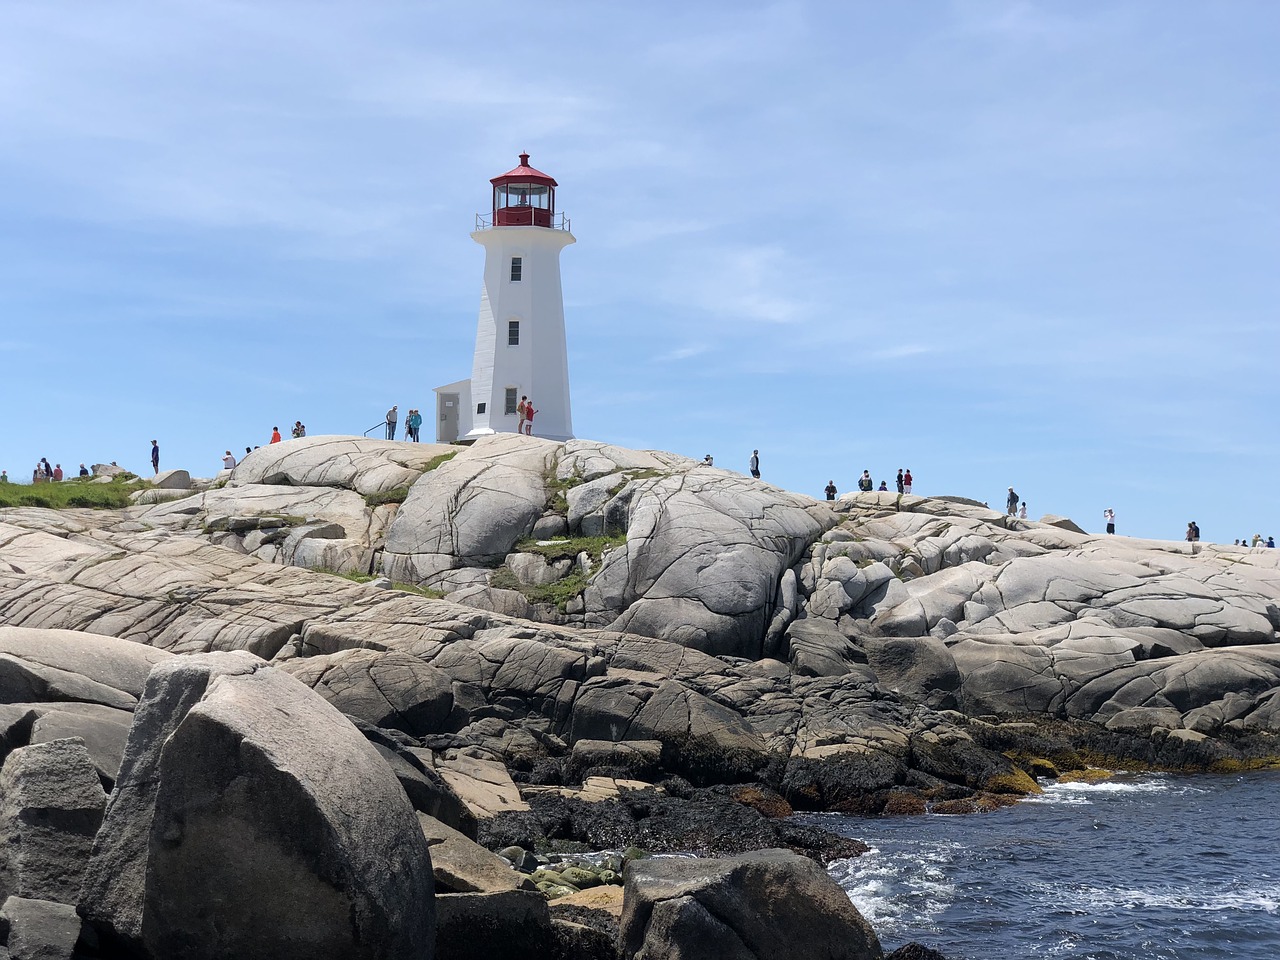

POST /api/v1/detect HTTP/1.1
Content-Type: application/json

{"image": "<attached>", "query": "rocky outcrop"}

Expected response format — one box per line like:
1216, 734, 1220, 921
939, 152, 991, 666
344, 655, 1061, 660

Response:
79, 652, 435, 960
619, 848, 882, 960
0, 738, 106, 905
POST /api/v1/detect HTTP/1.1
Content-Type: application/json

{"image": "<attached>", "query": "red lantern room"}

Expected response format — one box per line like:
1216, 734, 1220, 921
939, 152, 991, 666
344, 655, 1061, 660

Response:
490, 152, 558, 228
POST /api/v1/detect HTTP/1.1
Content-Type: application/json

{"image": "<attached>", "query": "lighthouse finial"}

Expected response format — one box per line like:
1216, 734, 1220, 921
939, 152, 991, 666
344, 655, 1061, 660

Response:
519, 152, 530, 166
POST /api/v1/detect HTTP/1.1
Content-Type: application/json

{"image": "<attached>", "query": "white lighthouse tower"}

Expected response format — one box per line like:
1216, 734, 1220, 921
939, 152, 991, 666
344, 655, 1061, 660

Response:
435, 153, 576, 443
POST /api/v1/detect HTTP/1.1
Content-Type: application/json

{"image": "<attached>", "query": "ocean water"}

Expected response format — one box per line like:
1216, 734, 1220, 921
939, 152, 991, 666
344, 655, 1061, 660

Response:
810, 772, 1280, 960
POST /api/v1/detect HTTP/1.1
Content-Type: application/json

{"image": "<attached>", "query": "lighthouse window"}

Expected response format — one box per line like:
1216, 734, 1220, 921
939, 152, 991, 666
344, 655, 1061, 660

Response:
504, 388, 518, 415
510, 257, 522, 282
508, 321, 520, 345
476, 402, 486, 414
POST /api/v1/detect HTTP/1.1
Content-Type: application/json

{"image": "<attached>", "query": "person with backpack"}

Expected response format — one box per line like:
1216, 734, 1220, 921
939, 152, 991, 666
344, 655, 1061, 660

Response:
1006, 487, 1019, 515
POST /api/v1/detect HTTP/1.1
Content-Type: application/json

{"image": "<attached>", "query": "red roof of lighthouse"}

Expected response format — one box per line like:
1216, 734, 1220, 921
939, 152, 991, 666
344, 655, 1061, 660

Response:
490, 152, 558, 187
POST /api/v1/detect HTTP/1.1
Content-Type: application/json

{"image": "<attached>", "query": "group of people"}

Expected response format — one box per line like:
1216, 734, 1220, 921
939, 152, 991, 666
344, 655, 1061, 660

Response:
27, 459, 92, 483
1232, 534, 1274, 549
516, 397, 537, 436
822, 467, 914, 500
384, 406, 424, 441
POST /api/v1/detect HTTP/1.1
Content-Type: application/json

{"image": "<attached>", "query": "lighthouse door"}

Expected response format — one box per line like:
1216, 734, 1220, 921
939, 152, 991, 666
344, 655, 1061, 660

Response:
437, 393, 460, 443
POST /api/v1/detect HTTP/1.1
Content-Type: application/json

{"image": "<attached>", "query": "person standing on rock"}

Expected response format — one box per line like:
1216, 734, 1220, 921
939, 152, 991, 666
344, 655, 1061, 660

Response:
523, 400, 536, 436
150, 441, 160, 475
223, 451, 237, 469
410, 409, 423, 442
825, 480, 837, 500
0, 470, 7, 483
858, 470, 873, 492
903, 468, 913, 494
385, 405, 398, 440
749, 450, 760, 479
516, 396, 529, 434
896, 469, 904, 494
78, 463, 89, 477
1006, 487, 1018, 515
1019, 501, 1028, 519
1186, 521, 1200, 554
270, 426, 282, 444
1104, 508, 1116, 535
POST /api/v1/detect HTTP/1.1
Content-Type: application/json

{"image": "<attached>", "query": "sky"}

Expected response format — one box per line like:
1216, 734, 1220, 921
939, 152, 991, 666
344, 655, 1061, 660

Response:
0, 1, 1276, 542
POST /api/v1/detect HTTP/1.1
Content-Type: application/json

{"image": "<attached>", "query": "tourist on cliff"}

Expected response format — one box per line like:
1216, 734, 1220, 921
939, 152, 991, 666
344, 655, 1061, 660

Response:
903, 469, 913, 494
0, 470, 7, 483
896, 469, 904, 494
879, 480, 888, 491
1104, 508, 1116, 534
750, 450, 760, 479
1186, 522, 1200, 554
78, 464, 89, 477
703, 454, 714, 466
409, 409, 422, 442
858, 471, 873, 492
292, 421, 304, 439
270, 427, 282, 444
223, 451, 237, 469
1019, 502, 1028, 519
517, 396, 529, 434
52, 464, 63, 481
1269, 537, 1276, 548
523, 401, 536, 436
149, 442, 159, 475
1006, 487, 1018, 515
825, 480, 837, 500
385, 405, 398, 440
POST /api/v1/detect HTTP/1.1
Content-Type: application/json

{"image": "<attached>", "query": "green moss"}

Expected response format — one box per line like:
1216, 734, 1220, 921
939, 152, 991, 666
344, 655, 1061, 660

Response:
365, 486, 410, 508
513, 533, 625, 562
313, 568, 445, 599
524, 571, 591, 610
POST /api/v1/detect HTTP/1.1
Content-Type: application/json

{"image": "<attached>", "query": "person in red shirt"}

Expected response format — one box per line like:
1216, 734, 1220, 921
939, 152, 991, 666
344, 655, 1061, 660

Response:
52, 464, 64, 481
270, 426, 282, 444
523, 401, 536, 436
903, 469, 913, 494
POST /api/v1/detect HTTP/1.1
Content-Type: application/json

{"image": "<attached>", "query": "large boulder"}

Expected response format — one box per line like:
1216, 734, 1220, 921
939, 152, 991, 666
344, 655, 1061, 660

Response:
0, 627, 173, 711
619, 848, 882, 960
79, 652, 435, 960
0, 738, 106, 905
233, 436, 455, 496
1, 895, 89, 960
279, 649, 455, 737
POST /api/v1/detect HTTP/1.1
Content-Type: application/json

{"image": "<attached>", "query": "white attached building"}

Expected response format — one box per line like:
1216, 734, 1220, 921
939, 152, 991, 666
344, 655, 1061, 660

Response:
435, 154, 575, 443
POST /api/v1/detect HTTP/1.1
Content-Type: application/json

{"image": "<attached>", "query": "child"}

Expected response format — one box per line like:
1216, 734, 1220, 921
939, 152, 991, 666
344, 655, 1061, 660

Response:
523, 400, 536, 435
1018, 502, 1027, 519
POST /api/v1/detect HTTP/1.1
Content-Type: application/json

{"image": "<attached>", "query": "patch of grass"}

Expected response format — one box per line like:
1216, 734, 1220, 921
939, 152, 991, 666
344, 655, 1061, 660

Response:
513, 533, 626, 562
0, 477, 136, 510
313, 567, 446, 599
544, 472, 585, 515
524, 571, 591, 610
425, 451, 458, 472
606, 468, 665, 497
365, 486, 411, 508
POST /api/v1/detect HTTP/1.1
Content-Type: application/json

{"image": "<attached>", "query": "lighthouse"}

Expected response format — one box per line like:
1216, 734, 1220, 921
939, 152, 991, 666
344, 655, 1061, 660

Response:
434, 153, 576, 443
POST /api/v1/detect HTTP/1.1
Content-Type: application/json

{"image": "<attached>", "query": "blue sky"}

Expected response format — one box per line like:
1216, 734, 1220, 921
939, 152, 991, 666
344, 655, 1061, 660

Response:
1, 2, 1276, 542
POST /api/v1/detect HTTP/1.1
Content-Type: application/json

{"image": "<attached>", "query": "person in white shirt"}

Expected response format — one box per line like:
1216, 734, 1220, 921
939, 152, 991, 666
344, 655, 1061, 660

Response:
1104, 508, 1115, 534
1018, 502, 1028, 519
222, 451, 237, 470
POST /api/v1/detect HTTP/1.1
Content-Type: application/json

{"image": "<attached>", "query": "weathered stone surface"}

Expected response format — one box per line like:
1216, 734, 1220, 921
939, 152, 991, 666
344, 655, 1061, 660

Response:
0, 627, 172, 710
279, 648, 455, 737
0, 896, 86, 960
0, 739, 106, 906
434, 889, 554, 960
619, 848, 882, 960
150, 470, 192, 491
417, 813, 535, 894
234, 436, 454, 497
79, 653, 435, 960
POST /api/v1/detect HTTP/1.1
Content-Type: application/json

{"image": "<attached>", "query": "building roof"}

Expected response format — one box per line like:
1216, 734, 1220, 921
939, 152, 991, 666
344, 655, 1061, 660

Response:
490, 152, 558, 187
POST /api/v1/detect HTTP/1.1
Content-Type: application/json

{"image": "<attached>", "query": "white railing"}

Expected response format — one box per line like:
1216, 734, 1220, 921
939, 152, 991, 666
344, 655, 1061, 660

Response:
475, 211, 571, 231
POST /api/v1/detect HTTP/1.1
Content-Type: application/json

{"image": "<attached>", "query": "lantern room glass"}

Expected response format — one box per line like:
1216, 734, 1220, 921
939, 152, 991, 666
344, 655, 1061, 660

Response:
495, 183, 552, 212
